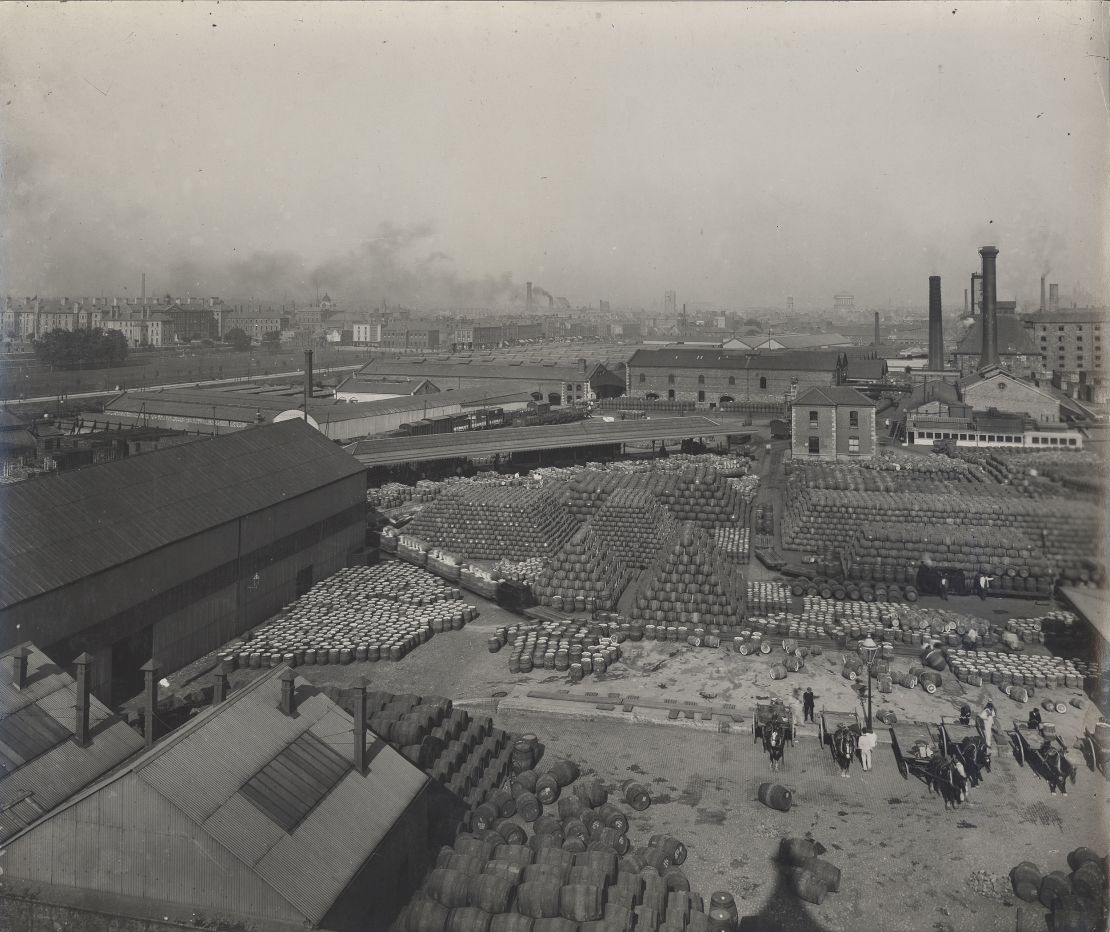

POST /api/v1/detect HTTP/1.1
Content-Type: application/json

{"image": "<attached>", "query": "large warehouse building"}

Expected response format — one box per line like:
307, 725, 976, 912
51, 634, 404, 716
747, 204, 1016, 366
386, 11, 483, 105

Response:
626, 348, 847, 405
0, 420, 367, 703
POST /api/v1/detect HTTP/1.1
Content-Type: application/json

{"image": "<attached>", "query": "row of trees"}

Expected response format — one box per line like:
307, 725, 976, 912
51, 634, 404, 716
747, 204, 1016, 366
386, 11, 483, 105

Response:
33, 328, 128, 369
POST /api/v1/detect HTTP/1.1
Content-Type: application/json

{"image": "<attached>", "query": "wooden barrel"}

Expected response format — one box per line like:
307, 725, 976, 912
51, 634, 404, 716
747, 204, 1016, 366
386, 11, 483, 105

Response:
769, 664, 787, 680
529, 833, 565, 853
408, 898, 450, 932
1009, 862, 1041, 902
446, 906, 493, 932
472, 802, 501, 832
517, 880, 563, 919
707, 906, 737, 932
558, 796, 587, 821
563, 819, 590, 845
1038, 870, 1072, 909
791, 867, 827, 905
1052, 895, 1100, 932
709, 891, 739, 926
592, 826, 630, 855
444, 853, 487, 875
559, 885, 604, 922
622, 780, 651, 811
425, 868, 474, 907
575, 778, 608, 808
536, 848, 577, 875
454, 836, 497, 860
649, 835, 688, 866
488, 915, 535, 932
575, 850, 618, 886
597, 803, 629, 834
534, 815, 564, 838
523, 862, 571, 886
808, 858, 841, 893
516, 792, 543, 822
494, 818, 526, 846
757, 782, 792, 812
566, 865, 609, 888
548, 760, 581, 787
531, 919, 578, 932
580, 809, 604, 837
492, 844, 533, 867
490, 789, 517, 818
1067, 847, 1103, 872
482, 860, 526, 885
923, 648, 946, 671
560, 835, 587, 855
1070, 862, 1105, 900
662, 867, 690, 892
779, 838, 821, 867
512, 771, 539, 796
536, 774, 562, 804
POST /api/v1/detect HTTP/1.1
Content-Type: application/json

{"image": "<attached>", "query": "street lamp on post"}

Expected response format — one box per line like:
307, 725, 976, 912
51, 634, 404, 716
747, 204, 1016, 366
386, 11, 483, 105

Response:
858, 635, 879, 731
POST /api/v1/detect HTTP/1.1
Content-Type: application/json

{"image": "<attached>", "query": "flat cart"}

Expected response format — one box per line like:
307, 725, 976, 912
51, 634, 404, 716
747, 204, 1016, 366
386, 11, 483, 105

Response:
939, 715, 992, 783
889, 720, 942, 781
818, 709, 861, 752
752, 698, 796, 747
1081, 725, 1110, 778
1011, 720, 1078, 790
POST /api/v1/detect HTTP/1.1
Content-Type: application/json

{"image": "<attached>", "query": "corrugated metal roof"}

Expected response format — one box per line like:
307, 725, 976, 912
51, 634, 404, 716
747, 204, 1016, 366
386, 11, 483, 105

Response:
1, 666, 427, 925
628, 347, 844, 372
0, 643, 144, 841
0, 420, 365, 611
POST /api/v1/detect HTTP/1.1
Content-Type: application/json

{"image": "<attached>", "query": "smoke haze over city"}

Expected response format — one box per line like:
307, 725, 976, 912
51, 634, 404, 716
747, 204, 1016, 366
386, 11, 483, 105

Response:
1, 1, 1107, 309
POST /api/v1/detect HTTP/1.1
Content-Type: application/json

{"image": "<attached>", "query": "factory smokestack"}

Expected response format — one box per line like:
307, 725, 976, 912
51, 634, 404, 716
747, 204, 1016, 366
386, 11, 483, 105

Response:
873, 311, 880, 347
526, 282, 533, 313
970, 273, 982, 317
141, 272, 146, 304
964, 289, 969, 317
304, 350, 313, 423
1048, 283, 1059, 314
928, 276, 944, 370
978, 246, 1000, 370
1040, 274, 1047, 313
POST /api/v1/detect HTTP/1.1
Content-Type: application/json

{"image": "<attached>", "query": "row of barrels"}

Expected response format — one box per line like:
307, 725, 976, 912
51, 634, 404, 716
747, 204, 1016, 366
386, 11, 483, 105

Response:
788, 579, 920, 603
1009, 848, 1107, 931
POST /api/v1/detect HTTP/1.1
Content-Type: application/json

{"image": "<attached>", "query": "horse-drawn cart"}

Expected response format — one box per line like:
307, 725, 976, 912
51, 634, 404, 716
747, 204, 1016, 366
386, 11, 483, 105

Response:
1011, 720, 1077, 792
1081, 723, 1110, 778
818, 709, 861, 751
938, 715, 991, 785
889, 720, 941, 781
752, 698, 796, 746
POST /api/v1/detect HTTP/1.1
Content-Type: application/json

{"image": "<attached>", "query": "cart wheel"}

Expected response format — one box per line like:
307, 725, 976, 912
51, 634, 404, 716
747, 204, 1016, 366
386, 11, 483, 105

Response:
898, 759, 908, 778
1013, 736, 1025, 767
1082, 736, 1097, 770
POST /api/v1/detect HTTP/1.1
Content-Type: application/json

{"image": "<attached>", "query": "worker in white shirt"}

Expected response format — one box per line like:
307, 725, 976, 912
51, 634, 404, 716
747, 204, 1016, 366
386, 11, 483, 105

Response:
858, 729, 878, 771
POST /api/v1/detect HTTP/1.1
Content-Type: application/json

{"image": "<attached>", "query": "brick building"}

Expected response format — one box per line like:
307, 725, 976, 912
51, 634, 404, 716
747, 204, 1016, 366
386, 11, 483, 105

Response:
626, 348, 846, 406
1021, 308, 1107, 402
789, 386, 877, 461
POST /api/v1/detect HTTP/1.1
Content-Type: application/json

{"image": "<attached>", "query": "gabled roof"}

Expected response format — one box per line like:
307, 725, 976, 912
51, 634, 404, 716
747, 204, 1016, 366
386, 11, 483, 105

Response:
896, 379, 961, 416
335, 377, 439, 396
0, 421, 364, 611
954, 317, 1039, 356
0, 666, 427, 925
0, 642, 144, 841
756, 332, 854, 349
628, 347, 844, 372
844, 358, 888, 381
794, 386, 877, 407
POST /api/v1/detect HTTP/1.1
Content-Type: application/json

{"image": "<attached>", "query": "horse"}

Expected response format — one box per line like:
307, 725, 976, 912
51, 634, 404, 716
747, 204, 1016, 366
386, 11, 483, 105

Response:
927, 754, 968, 809
1039, 744, 1077, 795
764, 719, 787, 772
956, 735, 991, 788
832, 724, 856, 776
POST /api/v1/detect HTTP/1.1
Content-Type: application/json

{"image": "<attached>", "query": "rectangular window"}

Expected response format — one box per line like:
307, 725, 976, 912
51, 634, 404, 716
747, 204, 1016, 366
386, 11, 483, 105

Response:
987, 435, 995, 442
1032, 437, 1040, 444
848, 437, 860, 454
849, 411, 859, 428
809, 410, 818, 424
808, 436, 820, 454
1068, 438, 1077, 446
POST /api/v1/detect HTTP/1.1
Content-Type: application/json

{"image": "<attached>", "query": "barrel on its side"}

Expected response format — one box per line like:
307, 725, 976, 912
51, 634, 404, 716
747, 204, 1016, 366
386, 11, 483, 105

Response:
559, 884, 604, 922
1038, 870, 1072, 909
779, 838, 822, 867
757, 782, 792, 812
808, 858, 841, 893
622, 779, 651, 811
516, 880, 563, 919
1009, 862, 1041, 903
791, 867, 827, 905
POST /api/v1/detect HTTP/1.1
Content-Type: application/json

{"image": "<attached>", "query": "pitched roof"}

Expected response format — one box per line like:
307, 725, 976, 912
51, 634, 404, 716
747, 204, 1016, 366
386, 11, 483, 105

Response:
845, 358, 888, 381
0, 666, 428, 925
954, 316, 1039, 356
0, 421, 364, 611
757, 332, 854, 349
0, 642, 144, 841
335, 377, 439, 396
356, 357, 607, 382
627, 347, 844, 372
896, 379, 961, 416
793, 386, 877, 407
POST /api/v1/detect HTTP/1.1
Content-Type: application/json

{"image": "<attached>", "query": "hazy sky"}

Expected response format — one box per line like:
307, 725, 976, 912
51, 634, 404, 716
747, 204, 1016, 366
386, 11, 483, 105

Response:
1, 1, 1107, 311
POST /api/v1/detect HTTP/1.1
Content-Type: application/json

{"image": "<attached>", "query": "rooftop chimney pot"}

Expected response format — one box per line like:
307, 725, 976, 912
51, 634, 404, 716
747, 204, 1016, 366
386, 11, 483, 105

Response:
141, 658, 161, 747
353, 676, 367, 773
12, 645, 30, 690
213, 662, 231, 705
75, 652, 93, 747
279, 668, 297, 717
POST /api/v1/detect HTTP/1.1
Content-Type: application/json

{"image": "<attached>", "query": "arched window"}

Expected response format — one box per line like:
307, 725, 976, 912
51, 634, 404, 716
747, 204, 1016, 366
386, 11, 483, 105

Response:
728, 376, 736, 386
697, 375, 705, 385
645, 392, 659, 401
759, 376, 767, 390
719, 395, 734, 404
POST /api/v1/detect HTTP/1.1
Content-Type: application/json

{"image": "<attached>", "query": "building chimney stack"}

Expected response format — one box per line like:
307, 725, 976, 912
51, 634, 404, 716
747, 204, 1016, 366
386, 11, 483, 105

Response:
213, 662, 231, 705
970, 273, 982, 317
142, 658, 161, 747
279, 668, 297, 716
1048, 283, 1059, 314
1040, 275, 1047, 313
964, 288, 969, 316
353, 677, 367, 773
978, 247, 1000, 370
928, 276, 944, 370
526, 282, 533, 313
873, 311, 880, 347
75, 652, 93, 747
11, 645, 29, 690
141, 272, 146, 304
303, 350, 313, 424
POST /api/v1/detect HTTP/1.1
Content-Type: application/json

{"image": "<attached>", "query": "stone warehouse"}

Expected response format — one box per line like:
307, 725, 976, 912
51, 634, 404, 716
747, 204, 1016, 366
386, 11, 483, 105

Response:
625, 348, 847, 405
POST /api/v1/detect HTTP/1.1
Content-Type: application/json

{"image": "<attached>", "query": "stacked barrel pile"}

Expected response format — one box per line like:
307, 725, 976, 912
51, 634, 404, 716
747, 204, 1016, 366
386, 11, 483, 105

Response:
946, 649, 1085, 693
712, 527, 749, 562
407, 486, 579, 561
629, 522, 746, 631
555, 470, 625, 521
591, 489, 680, 569
787, 577, 919, 604
492, 618, 625, 679
396, 755, 743, 932
225, 566, 478, 669
647, 465, 746, 529
746, 582, 792, 613
782, 482, 1101, 588
533, 524, 636, 613
1009, 847, 1107, 932
495, 557, 549, 588
369, 481, 420, 509
360, 690, 516, 809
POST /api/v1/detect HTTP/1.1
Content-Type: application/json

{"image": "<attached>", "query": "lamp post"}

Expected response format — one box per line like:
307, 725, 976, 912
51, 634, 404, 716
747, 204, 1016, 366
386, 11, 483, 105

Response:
858, 634, 879, 731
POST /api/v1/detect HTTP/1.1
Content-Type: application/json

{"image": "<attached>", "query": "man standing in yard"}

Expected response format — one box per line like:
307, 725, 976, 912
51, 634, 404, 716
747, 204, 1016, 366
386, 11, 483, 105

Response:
980, 702, 996, 749
858, 729, 877, 772
802, 687, 816, 723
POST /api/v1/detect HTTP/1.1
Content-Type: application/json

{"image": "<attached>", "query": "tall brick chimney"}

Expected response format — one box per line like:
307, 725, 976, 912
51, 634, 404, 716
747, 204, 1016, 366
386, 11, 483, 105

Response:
928, 276, 944, 371
1048, 283, 1059, 314
873, 312, 880, 347
1040, 274, 1047, 313
353, 677, 367, 774
142, 658, 161, 747
978, 247, 1000, 370
970, 272, 982, 317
